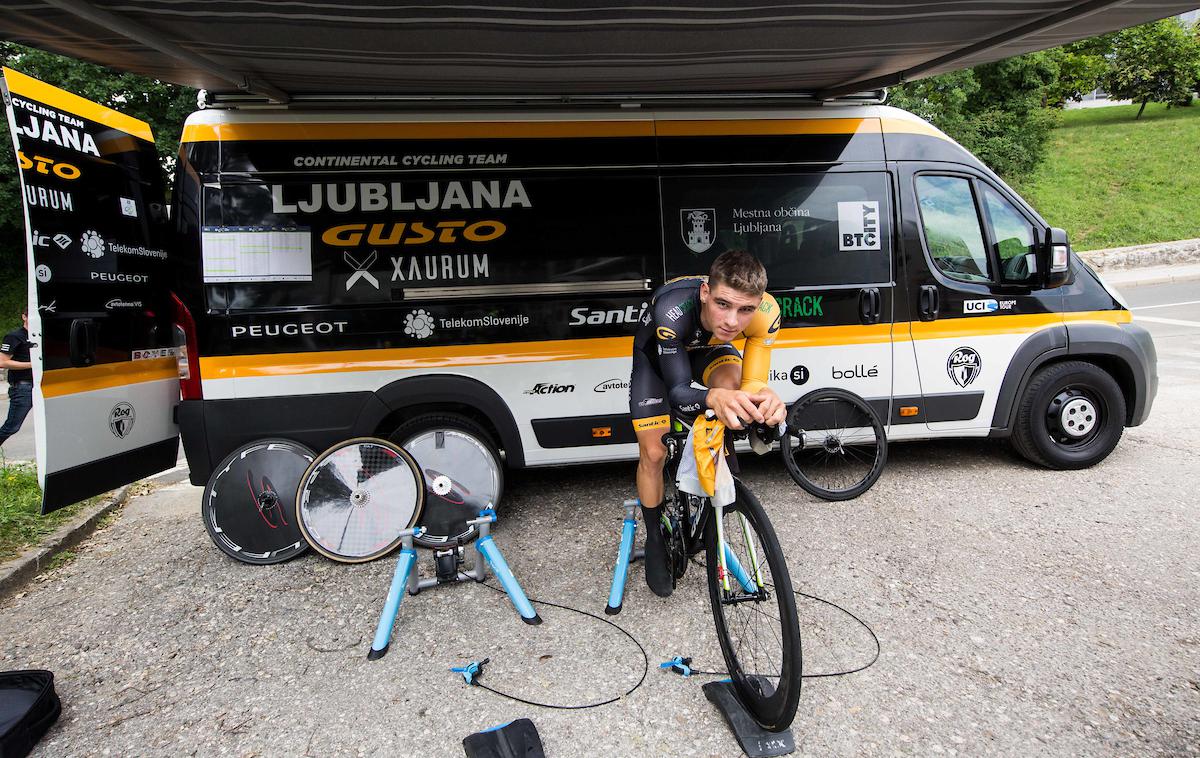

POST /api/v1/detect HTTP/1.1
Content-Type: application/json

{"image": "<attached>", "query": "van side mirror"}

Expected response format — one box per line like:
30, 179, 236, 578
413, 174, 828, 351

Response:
1041, 227, 1073, 289
69, 318, 98, 367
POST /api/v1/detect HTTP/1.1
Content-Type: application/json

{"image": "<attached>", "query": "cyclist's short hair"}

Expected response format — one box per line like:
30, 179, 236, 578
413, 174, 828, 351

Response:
708, 250, 767, 297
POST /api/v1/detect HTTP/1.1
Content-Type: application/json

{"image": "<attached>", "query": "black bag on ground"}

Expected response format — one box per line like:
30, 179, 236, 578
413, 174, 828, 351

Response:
0, 670, 61, 758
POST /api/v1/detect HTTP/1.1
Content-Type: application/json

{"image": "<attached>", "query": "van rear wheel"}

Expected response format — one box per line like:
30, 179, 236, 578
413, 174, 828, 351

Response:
1012, 361, 1125, 470
388, 413, 504, 548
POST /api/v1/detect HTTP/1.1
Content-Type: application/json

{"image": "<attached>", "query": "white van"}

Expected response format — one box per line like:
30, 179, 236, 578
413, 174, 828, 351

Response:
3, 68, 1156, 513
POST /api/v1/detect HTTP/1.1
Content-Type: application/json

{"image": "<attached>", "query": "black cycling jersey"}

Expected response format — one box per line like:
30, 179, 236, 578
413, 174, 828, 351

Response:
630, 277, 779, 431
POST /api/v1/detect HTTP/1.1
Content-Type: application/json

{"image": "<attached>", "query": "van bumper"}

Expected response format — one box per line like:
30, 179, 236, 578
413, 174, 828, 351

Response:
1123, 322, 1158, 427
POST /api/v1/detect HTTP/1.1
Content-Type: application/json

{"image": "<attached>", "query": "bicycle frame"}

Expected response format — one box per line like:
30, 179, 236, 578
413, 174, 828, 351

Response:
662, 426, 764, 599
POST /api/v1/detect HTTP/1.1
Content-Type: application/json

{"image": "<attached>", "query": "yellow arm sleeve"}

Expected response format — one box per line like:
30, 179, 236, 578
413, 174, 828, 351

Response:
739, 293, 780, 394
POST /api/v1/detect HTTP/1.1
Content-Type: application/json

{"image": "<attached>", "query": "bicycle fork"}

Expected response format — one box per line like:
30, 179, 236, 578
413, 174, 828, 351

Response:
714, 503, 766, 599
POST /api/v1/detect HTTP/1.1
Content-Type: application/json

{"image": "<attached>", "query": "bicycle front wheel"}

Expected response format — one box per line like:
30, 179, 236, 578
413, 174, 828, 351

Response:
781, 387, 887, 501
705, 481, 801, 732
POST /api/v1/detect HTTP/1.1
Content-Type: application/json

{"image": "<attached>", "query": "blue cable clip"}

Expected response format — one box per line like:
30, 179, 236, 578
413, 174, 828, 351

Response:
451, 657, 490, 685
478, 508, 497, 520
659, 656, 693, 678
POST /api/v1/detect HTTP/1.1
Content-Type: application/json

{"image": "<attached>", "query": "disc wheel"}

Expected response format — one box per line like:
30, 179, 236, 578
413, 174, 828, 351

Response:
296, 437, 425, 563
704, 480, 802, 732
202, 439, 315, 565
389, 414, 503, 548
781, 387, 887, 501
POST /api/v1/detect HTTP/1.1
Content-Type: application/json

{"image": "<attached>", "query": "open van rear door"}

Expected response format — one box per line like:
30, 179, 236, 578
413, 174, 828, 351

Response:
2, 68, 179, 513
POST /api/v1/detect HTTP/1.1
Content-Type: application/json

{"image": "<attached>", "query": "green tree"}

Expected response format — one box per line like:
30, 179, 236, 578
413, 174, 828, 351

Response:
1042, 34, 1115, 106
888, 53, 1061, 182
1105, 18, 1200, 118
0, 43, 196, 292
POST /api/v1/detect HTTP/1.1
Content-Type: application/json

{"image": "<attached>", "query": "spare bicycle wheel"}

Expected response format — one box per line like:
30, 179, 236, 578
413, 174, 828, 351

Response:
390, 414, 503, 548
202, 439, 315, 565
296, 437, 425, 563
781, 387, 887, 501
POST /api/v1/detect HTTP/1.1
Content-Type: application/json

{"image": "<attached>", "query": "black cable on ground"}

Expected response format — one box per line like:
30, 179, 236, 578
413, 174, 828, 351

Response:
458, 568, 878, 708
465, 582, 649, 710
688, 557, 881, 679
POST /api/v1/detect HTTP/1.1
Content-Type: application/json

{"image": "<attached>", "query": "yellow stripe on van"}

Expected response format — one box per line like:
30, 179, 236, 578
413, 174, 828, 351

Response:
879, 117, 948, 139
655, 118, 882, 137
199, 336, 637, 379
2, 67, 154, 143
1064, 310, 1133, 326
40, 358, 178, 398
180, 120, 656, 143
909, 311, 1130, 340
198, 311, 1130, 381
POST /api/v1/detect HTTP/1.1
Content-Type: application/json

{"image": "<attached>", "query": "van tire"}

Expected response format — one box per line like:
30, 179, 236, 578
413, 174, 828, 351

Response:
388, 413, 505, 544
1011, 361, 1125, 470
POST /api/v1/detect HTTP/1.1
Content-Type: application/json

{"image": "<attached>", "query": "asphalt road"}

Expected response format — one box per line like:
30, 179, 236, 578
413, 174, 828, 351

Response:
1, 280, 1198, 756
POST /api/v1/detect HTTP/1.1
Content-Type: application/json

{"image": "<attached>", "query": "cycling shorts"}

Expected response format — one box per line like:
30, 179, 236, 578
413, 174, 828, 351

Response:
629, 343, 742, 432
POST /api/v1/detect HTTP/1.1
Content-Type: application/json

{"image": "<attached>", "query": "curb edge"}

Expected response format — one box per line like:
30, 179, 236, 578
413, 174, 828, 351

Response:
0, 486, 131, 601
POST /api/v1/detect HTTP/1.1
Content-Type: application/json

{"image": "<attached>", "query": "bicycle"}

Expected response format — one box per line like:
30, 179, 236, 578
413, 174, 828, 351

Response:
610, 413, 802, 733
780, 387, 888, 501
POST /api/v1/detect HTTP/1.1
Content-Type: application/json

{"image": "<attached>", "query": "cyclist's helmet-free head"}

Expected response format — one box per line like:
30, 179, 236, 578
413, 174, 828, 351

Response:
708, 249, 767, 298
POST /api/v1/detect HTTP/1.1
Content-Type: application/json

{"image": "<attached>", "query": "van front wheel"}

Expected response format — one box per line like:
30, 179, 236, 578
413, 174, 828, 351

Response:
1012, 361, 1126, 470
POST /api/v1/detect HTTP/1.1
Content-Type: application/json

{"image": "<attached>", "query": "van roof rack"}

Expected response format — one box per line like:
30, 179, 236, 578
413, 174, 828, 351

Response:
197, 90, 889, 110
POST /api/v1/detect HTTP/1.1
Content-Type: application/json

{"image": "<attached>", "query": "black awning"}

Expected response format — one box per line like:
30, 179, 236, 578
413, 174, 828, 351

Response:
3, 1, 1197, 102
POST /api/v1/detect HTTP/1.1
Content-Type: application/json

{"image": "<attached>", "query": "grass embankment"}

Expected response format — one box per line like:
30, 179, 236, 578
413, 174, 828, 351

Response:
1014, 102, 1200, 251
0, 461, 85, 563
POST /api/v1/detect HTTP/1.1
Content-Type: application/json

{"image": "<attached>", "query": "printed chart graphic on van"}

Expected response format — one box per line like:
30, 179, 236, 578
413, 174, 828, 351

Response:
2, 67, 1157, 512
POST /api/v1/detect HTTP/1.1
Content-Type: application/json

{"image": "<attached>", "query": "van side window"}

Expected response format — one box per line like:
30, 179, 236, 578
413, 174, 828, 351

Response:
981, 185, 1037, 284
915, 175, 990, 283
661, 172, 892, 287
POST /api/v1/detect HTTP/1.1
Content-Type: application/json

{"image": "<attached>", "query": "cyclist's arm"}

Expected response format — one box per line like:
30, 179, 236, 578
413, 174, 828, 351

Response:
651, 297, 709, 418
739, 293, 781, 394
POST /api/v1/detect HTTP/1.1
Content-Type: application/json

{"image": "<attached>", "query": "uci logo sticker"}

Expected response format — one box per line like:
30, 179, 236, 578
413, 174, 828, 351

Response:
837, 201, 881, 251
964, 298, 1016, 314
109, 402, 135, 439
681, 209, 715, 254
947, 347, 982, 388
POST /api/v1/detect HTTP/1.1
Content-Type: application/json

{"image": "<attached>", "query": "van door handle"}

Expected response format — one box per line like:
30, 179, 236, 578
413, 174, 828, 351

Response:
69, 318, 98, 367
919, 285, 940, 321
859, 288, 881, 325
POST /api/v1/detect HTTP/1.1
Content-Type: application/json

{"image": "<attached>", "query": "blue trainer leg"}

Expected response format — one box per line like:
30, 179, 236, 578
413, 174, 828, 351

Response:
477, 535, 541, 625
368, 546, 418, 660
606, 517, 637, 615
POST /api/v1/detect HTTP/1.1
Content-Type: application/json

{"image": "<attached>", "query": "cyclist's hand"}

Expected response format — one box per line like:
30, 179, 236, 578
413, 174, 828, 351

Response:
706, 388, 764, 429
749, 388, 787, 427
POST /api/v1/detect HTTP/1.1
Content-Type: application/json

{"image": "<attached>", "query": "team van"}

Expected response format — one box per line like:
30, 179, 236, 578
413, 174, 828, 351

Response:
3, 69, 1157, 515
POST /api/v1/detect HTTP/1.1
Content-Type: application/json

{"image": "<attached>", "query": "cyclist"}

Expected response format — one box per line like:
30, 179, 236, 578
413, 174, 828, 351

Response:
630, 250, 785, 597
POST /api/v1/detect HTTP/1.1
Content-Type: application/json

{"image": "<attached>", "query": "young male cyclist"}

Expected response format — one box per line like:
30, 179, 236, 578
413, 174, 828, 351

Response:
629, 250, 785, 597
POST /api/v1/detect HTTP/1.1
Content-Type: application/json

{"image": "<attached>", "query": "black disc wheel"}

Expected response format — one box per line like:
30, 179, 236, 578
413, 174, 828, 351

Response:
202, 439, 315, 565
389, 414, 503, 548
781, 387, 887, 501
705, 480, 802, 733
296, 437, 424, 563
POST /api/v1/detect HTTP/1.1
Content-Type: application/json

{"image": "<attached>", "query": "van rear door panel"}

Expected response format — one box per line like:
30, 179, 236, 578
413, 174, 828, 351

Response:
2, 68, 179, 512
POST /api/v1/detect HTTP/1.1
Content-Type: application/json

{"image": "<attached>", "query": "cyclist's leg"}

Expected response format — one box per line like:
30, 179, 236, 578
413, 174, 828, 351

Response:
634, 426, 668, 510
629, 348, 673, 597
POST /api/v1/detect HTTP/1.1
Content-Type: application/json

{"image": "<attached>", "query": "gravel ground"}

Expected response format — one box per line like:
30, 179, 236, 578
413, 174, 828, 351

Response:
3, 376, 1198, 757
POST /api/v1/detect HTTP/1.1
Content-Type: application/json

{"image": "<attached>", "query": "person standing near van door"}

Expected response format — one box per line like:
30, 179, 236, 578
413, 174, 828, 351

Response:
0, 306, 34, 450
629, 250, 785, 597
